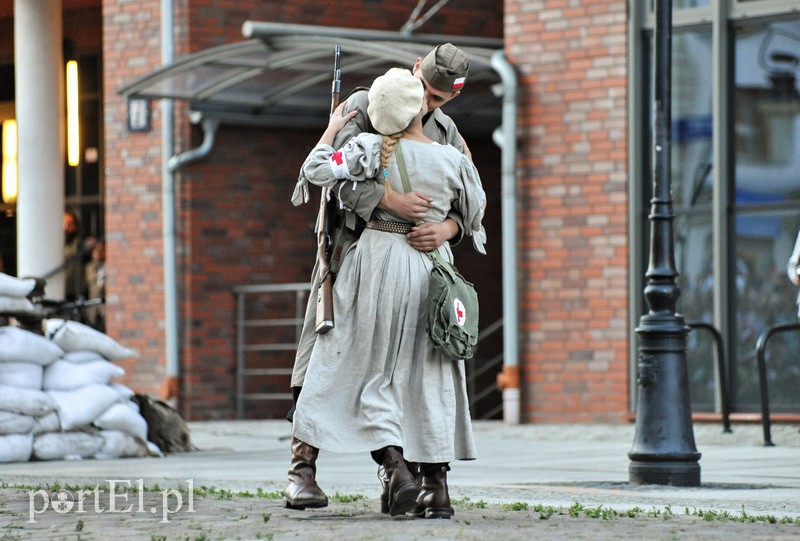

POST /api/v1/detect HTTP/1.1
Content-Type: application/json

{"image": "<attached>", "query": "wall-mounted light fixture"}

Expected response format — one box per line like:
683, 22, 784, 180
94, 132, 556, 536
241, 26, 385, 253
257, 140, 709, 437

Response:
127, 97, 152, 133
66, 59, 80, 167
2, 119, 17, 209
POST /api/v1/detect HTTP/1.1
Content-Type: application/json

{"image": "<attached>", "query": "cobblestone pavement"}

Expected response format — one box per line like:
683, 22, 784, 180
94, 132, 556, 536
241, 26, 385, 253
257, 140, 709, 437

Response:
2, 486, 799, 540
0, 420, 798, 540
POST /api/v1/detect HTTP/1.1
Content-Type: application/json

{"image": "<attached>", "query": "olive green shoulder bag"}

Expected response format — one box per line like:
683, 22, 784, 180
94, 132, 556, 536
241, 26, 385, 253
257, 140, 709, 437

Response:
394, 142, 479, 360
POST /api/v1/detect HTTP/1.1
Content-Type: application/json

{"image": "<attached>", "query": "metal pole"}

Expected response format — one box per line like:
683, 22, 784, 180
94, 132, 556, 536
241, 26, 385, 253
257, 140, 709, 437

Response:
628, 0, 701, 486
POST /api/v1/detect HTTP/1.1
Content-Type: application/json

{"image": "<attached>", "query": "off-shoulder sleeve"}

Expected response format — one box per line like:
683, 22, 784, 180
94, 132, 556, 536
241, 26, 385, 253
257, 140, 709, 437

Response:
291, 134, 383, 206
454, 154, 487, 254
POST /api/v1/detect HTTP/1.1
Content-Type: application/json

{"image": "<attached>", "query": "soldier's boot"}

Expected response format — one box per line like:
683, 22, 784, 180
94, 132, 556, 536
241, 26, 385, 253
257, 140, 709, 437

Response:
412, 463, 453, 519
379, 460, 420, 514
372, 446, 418, 516
283, 436, 328, 510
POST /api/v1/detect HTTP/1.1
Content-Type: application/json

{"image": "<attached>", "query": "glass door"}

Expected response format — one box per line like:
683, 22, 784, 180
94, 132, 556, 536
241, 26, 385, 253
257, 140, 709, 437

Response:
732, 19, 800, 412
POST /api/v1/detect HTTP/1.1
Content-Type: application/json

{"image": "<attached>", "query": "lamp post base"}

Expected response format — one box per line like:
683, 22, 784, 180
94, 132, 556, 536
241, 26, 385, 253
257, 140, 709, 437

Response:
629, 460, 700, 487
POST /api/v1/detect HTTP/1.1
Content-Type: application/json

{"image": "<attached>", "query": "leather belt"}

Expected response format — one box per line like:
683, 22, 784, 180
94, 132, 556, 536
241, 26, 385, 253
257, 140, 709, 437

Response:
366, 219, 414, 235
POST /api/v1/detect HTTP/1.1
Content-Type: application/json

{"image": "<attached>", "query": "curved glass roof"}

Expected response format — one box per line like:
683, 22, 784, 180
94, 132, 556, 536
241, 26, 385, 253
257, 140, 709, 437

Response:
118, 22, 505, 134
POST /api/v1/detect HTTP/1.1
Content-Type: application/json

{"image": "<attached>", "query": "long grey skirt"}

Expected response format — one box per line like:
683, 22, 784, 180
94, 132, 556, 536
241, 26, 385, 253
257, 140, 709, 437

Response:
292, 227, 476, 464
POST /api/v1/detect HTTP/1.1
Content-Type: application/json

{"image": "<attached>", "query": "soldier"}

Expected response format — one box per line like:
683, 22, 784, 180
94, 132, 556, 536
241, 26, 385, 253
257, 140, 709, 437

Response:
288, 65, 484, 519
285, 44, 472, 518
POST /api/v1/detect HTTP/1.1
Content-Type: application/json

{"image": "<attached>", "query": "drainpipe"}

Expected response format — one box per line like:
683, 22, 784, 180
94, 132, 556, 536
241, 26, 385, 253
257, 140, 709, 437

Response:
160, 0, 178, 404
490, 50, 521, 425
167, 113, 219, 171
159, 6, 221, 405
161, 105, 219, 400
161, 111, 219, 405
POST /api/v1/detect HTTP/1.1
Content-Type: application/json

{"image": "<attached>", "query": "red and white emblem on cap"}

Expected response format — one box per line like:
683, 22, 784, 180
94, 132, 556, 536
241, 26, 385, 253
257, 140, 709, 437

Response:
451, 77, 465, 91
453, 298, 466, 327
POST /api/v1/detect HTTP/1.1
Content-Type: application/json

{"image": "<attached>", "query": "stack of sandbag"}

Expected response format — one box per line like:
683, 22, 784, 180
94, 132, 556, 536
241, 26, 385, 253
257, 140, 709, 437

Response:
0, 326, 64, 462
41, 318, 155, 460
0, 319, 159, 462
0, 273, 37, 314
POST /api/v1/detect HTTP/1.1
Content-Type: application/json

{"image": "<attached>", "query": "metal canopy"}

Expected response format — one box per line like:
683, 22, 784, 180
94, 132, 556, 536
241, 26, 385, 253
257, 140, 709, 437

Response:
118, 22, 505, 133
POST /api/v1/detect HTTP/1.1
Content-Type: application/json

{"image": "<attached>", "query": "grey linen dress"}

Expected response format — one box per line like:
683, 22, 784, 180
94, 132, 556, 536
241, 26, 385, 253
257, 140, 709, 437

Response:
290, 134, 486, 464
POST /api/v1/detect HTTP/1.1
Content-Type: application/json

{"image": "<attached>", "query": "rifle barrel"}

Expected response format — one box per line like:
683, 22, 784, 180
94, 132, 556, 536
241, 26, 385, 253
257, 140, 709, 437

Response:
331, 45, 341, 112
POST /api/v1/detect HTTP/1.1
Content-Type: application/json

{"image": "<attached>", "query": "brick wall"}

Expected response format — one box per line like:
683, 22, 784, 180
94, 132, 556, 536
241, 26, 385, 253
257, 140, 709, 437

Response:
505, 0, 630, 422
177, 126, 324, 420
102, 0, 177, 396
4, 0, 633, 423
103, 0, 505, 420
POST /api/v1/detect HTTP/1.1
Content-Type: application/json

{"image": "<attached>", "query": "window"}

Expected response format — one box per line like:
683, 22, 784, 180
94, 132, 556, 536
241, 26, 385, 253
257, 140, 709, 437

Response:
732, 20, 800, 411
632, 1, 800, 414
66, 53, 104, 241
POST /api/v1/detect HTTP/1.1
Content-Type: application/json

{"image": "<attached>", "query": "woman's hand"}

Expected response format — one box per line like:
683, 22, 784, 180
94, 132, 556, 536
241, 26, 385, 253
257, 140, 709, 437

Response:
379, 189, 433, 222
317, 102, 358, 146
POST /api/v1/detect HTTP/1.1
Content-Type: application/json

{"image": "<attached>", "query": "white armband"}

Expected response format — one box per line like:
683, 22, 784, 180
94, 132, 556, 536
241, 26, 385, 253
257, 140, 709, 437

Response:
329, 150, 351, 180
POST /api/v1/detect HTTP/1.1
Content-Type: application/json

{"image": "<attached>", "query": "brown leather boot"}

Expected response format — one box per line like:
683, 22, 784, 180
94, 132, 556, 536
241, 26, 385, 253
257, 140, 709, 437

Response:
283, 436, 328, 509
379, 460, 420, 514
373, 446, 418, 516
412, 463, 453, 519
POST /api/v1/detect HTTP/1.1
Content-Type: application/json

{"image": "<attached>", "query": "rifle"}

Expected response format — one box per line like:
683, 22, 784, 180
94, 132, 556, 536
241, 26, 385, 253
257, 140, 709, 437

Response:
38, 296, 105, 320
314, 45, 341, 334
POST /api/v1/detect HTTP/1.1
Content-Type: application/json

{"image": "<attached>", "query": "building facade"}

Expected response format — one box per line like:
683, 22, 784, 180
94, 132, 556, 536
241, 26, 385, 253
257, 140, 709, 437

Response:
1, 0, 798, 423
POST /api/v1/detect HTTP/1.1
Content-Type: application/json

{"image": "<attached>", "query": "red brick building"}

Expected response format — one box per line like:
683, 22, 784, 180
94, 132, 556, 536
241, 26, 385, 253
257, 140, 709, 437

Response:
2, 0, 799, 424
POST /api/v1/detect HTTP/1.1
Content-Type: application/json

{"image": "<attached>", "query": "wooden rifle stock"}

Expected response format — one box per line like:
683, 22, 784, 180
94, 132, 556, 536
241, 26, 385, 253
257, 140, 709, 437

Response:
315, 45, 341, 334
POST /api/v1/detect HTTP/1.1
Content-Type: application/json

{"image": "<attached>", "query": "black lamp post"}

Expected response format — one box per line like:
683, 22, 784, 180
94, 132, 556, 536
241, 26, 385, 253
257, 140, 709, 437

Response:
628, 0, 701, 486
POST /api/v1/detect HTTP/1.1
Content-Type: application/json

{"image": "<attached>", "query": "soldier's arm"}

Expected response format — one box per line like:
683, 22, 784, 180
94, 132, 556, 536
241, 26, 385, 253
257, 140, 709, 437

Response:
407, 219, 460, 252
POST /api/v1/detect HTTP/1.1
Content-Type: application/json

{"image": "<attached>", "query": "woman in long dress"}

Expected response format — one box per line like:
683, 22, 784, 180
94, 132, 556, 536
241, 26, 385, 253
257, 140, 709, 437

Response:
289, 67, 487, 518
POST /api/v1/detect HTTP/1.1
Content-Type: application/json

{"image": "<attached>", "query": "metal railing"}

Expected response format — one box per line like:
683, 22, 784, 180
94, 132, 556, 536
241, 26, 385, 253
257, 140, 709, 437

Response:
687, 321, 731, 433
467, 318, 504, 420
233, 283, 504, 420
232, 283, 310, 418
755, 321, 800, 446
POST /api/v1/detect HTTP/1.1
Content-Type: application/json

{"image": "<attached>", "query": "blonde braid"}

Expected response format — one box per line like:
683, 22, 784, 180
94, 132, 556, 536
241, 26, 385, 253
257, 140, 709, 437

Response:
380, 133, 403, 195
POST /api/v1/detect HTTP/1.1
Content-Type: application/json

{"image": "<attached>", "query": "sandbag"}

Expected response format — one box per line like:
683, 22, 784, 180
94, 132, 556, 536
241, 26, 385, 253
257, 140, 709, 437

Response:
0, 433, 33, 463
47, 384, 124, 430
0, 410, 36, 435
42, 359, 125, 390
0, 326, 64, 366
0, 273, 36, 297
45, 319, 137, 361
0, 294, 35, 313
31, 411, 61, 434
110, 383, 135, 400
95, 430, 149, 459
33, 430, 104, 461
94, 401, 148, 442
0, 384, 57, 416
0, 361, 44, 389
62, 350, 107, 364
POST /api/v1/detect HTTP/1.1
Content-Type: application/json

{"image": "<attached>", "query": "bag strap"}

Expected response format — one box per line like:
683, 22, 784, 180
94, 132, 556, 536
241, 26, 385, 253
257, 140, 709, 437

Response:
394, 142, 450, 269
395, 141, 413, 194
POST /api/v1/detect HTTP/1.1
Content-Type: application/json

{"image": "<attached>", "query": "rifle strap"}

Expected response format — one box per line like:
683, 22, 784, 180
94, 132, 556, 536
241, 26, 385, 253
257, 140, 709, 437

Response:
343, 85, 370, 101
